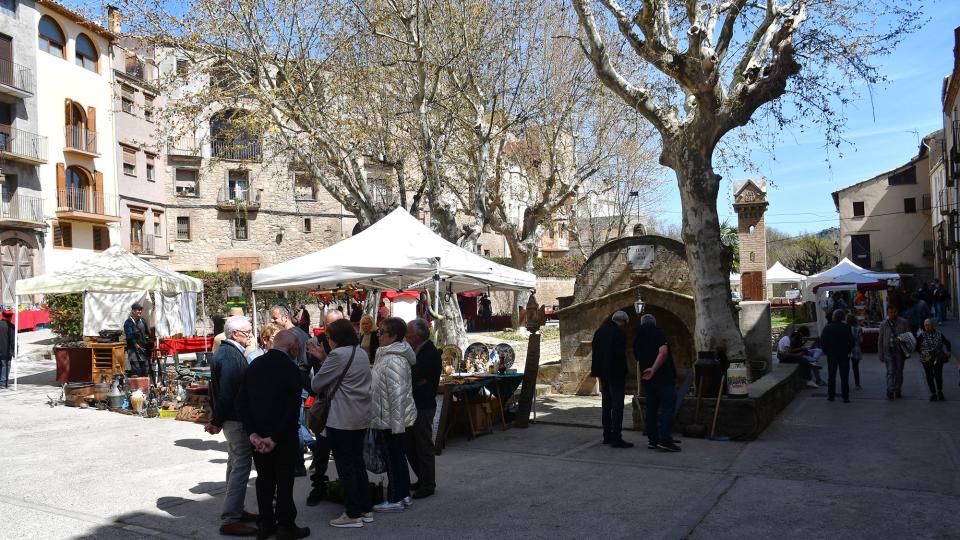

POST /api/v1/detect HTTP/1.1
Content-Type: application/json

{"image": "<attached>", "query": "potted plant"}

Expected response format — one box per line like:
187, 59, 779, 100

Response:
48, 293, 92, 382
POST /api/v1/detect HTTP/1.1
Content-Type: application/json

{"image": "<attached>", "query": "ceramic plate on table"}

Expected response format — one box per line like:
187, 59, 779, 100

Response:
441, 344, 462, 373
463, 342, 490, 373
494, 343, 515, 370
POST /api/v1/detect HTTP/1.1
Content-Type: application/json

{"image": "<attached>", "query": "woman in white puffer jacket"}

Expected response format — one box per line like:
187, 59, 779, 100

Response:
370, 316, 418, 512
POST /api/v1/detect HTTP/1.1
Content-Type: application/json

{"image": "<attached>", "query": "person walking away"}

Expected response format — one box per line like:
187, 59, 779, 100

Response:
0, 310, 14, 388
358, 315, 379, 363
310, 319, 373, 528
933, 280, 949, 323
238, 330, 310, 539
907, 293, 929, 336
590, 311, 632, 448
634, 314, 680, 452
820, 310, 854, 403
370, 317, 418, 511
916, 318, 951, 401
270, 305, 314, 477
124, 303, 150, 377
404, 318, 442, 498
878, 306, 911, 400
846, 313, 864, 390
207, 315, 258, 536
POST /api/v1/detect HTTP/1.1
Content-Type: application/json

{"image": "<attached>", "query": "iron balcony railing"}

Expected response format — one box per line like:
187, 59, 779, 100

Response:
0, 58, 34, 95
131, 233, 156, 255
57, 188, 118, 216
0, 192, 43, 223
168, 136, 200, 157
0, 127, 48, 163
211, 139, 262, 161
64, 126, 99, 154
217, 186, 262, 208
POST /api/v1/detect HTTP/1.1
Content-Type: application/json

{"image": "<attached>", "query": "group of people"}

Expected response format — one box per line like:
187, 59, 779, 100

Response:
206, 305, 442, 538
590, 311, 680, 453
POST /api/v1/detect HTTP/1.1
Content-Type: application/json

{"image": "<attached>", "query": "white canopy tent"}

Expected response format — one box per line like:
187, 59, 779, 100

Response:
801, 258, 899, 334
251, 208, 537, 329
11, 246, 205, 389
767, 261, 807, 284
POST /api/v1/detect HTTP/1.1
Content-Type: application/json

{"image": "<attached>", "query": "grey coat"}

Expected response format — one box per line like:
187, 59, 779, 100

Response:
311, 345, 372, 431
878, 316, 910, 363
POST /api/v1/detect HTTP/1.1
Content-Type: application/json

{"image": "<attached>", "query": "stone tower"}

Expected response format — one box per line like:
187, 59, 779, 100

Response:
732, 179, 769, 301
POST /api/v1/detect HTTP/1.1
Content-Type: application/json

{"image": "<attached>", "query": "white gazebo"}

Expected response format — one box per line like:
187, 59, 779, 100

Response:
766, 261, 806, 284
801, 258, 899, 333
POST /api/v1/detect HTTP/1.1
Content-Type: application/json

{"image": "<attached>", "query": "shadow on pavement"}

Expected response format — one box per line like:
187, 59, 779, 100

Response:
173, 438, 228, 452
15, 369, 59, 386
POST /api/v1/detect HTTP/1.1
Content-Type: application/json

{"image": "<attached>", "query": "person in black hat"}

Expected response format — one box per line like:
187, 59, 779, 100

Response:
124, 303, 150, 376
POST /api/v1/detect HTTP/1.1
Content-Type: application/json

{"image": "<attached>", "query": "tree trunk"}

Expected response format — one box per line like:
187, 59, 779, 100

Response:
671, 146, 747, 362
508, 240, 537, 330
436, 294, 468, 351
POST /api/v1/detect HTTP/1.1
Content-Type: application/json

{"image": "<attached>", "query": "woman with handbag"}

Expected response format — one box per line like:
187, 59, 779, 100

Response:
916, 318, 950, 401
370, 317, 418, 513
310, 319, 374, 528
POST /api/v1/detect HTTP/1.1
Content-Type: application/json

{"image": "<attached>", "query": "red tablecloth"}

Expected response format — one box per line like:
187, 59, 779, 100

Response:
15, 310, 49, 332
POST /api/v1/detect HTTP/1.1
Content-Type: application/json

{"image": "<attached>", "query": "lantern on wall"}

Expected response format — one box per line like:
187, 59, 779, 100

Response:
634, 292, 645, 315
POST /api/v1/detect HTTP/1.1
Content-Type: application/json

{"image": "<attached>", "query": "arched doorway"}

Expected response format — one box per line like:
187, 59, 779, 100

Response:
0, 238, 35, 304
65, 165, 95, 213
66, 102, 87, 149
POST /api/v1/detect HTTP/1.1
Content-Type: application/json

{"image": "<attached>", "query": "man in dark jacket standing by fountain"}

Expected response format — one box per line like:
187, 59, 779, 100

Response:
591, 311, 632, 448
635, 313, 680, 453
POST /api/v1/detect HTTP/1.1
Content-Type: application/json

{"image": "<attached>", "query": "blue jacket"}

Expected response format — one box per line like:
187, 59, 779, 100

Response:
123, 316, 148, 351
210, 341, 247, 427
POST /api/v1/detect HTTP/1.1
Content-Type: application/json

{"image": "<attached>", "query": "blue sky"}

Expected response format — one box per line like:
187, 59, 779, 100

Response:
649, 1, 960, 236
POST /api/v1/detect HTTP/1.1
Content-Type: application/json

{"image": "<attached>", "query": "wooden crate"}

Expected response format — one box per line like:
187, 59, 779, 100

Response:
88, 343, 125, 383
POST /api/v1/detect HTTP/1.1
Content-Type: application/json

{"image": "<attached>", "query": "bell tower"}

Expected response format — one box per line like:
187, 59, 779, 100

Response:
732, 179, 769, 301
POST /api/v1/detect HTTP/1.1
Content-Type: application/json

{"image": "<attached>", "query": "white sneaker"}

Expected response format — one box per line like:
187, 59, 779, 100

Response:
401, 496, 413, 508
362, 512, 375, 523
806, 380, 819, 389
330, 513, 364, 528
373, 501, 404, 512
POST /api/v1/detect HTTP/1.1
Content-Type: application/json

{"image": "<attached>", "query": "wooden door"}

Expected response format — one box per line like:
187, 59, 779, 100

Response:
851, 234, 871, 269
741, 271, 764, 301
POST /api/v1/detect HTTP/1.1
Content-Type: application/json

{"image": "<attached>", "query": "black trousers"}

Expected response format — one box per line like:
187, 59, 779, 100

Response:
827, 355, 850, 400
327, 427, 371, 519
310, 434, 331, 490
851, 357, 861, 387
599, 376, 625, 441
251, 436, 299, 528
404, 408, 436, 491
922, 361, 946, 395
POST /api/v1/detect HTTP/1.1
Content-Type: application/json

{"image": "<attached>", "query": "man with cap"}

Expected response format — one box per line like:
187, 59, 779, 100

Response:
0, 310, 14, 388
124, 303, 150, 377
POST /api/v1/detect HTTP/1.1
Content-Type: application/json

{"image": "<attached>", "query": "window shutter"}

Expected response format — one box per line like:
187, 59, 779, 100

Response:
64, 98, 73, 125
56, 162, 66, 191
87, 106, 97, 132
53, 222, 73, 248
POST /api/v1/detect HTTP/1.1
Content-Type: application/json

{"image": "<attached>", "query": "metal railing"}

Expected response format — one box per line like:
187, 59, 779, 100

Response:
64, 126, 99, 154
0, 127, 48, 162
217, 186, 261, 207
124, 58, 156, 84
168, 136, 200, 157
0, 192, 43, 223
210, 139, 261, 161
56, 188, 118, 216
131, 233, 156, 255
0, 58, 34, 95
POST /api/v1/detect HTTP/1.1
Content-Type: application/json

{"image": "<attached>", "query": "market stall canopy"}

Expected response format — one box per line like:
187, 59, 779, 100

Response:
766, 261, 806, 284
15, 246, 203, 295
802, 258, 899, 298
252, 208, 537, 293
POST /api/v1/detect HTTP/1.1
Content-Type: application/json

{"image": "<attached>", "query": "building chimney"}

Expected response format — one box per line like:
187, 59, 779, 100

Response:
107, 5, 121, 34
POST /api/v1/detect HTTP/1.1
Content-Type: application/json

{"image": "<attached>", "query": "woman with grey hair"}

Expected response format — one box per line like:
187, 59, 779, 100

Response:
916, 318, 951, 401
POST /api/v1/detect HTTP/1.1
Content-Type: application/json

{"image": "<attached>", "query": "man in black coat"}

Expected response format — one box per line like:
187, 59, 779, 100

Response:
239, 330, 310, 540
634, 313, 680, 453
0, 310, 15, 388
820, 309, 855, 403
591, 311, 631, 448
405, 318, 442, 498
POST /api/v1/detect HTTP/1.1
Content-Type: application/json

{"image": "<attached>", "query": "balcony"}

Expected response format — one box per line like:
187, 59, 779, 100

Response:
64, 126, 99, 156
0, 58, 34, 98
123, 58, 157, 86
0, 192, 45, 229
56, 188, 120, 223
131, 233, 156, 255
217, 186, 261, 211
211, 139, 262, 162
0, 128, 48, 164
168, 136, 201, 158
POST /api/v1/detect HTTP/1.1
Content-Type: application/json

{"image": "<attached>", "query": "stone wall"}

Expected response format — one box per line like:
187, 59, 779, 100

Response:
488, 276, 574, 315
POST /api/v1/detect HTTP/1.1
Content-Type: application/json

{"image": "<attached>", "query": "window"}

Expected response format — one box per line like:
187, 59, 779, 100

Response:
52, 221, 72, 248
853, 201, 865, 217
120, 85, 134, 114
74, 34, 98, 72
175, 168, 198, 196
130, 217, 144, 251
38, 16, 65, 58
233, 217, 248, 240
294, 172, 317, 201
228, 170, 249, 199
0, 0, 16, 16
143, 94, 154, 122
153, 212, 162, 237
176, 58, 189, 76
176, 216, 191, 240
145, 154, 155, 181
888, 166, 917, 186
92, 226, 107, 251
368, 177, 389, 205
302, 218, 312, 233
904, 197, 917, 214
122, 146, 137, 176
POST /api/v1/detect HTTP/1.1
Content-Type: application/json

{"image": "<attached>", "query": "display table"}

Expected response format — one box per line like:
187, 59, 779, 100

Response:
15, 310, 49, 331
434, 373, 524, 454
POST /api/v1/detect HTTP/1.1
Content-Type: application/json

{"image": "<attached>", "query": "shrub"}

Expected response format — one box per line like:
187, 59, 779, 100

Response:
46, 293, 84, 344
489, 256, 584, 278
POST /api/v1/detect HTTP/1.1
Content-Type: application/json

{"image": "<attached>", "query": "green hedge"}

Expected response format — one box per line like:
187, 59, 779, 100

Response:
46, 293, 84, 343
182, 271, 314, 317
489, 256, 584, 278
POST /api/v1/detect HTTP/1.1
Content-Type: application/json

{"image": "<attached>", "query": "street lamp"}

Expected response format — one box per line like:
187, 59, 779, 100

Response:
634, 292, 645, 314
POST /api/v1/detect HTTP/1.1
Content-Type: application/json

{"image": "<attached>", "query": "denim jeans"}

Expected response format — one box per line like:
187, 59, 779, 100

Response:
0, 357, 11, 387
220, 420, 253, 524
327, 427, 371, 518
380, 430, 411, 503
885, 350, 906, 394
642, 382, 676, 445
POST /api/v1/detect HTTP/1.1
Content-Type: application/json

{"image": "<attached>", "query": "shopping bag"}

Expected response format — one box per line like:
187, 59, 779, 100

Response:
363, 429, 388, 474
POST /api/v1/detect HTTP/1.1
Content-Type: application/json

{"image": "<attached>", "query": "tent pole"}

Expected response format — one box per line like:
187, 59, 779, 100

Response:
434, 259, 441, 345
251, 291, 259, 337
12, 294, 19, 391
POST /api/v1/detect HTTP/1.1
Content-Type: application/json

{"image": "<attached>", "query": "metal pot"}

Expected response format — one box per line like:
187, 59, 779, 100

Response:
93, 383, 112, 401
64, 383, 94, 407
108, 393, 125, 409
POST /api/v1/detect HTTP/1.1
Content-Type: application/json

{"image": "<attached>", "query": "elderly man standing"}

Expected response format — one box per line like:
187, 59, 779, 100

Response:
404, 318, 442, 498
270, 305, 314, 478
239, 329, 311, 540
879, 305, 911, 400
206, 315, 258, 537
591, 311, 631, 448
124, 303, 149, 377
634, 313, 680, 453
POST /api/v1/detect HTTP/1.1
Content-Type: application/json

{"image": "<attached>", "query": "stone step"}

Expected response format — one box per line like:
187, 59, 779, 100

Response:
535, 383, 553, 397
